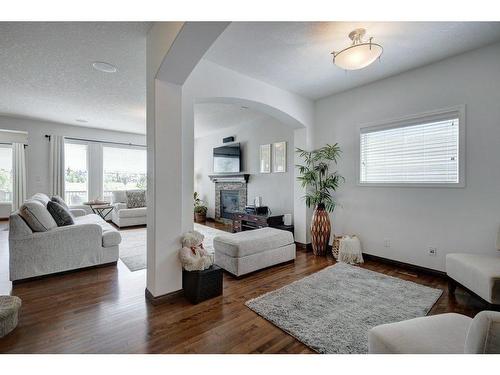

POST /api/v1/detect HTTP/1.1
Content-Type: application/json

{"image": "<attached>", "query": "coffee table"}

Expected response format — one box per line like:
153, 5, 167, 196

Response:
84, 202, 114, 221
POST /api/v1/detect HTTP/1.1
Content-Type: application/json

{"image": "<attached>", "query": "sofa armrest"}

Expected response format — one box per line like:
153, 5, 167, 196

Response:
70, 208, 87, 217
113, 202, 127, 212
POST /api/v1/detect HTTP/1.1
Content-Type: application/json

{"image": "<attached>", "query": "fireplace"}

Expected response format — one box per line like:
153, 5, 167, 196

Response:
220, 190, 240, 220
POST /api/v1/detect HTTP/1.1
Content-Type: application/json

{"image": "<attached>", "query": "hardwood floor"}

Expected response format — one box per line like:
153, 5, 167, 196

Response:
0, 221, 495, 353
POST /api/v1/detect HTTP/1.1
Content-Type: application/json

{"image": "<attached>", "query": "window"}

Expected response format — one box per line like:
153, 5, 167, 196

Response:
65, 142, 89, 205
103, 146, 146, 202
0, 145, 12, 202
359, 106, 464, 186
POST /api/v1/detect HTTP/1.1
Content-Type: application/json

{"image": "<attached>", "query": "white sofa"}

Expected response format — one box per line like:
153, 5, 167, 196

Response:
368, 311, 500, 354
446, 226, 500, 305
110, 190, 147, 228
9, 194, 120, 282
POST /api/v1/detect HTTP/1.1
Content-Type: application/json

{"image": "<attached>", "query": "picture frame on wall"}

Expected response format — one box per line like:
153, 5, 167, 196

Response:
273, 141, 287, 173
260, 144, 271, 173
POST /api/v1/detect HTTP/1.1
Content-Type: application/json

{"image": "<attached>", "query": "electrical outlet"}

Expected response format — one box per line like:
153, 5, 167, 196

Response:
428, 247, 437, 256
384, 239, 391, 248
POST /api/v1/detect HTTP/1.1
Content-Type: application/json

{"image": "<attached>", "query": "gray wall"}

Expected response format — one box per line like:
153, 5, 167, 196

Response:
194, 117, 295, 218
0, 115, 145, 218
314, 42, 500, 271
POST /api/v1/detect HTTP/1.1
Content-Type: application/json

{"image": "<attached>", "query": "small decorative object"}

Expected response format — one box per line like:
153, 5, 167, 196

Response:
260, 144, 271, 173
0, 295, 22, 338
296, 144, 344, 256
193, 192, 208, 223
338, 235, 364, 264
178, 230, 213, 271
331, 235, 344, 259
273, 141, 287, 173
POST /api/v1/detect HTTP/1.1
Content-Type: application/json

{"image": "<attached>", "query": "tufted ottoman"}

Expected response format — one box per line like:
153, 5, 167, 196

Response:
214, 227, 296, 277
0, 295, 22, 338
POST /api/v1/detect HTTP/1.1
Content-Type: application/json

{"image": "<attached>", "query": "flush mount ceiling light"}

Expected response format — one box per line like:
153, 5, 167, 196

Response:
92, 61, 118, 73
331, 28, 383, 70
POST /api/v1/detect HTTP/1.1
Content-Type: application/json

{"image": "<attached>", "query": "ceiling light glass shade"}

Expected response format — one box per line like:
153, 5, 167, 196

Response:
332, 28, 383, 70
92, 61, 118, 73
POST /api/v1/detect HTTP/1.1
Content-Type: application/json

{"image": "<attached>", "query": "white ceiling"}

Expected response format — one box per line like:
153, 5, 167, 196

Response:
194, 102, 272, 138
205, 22, 500, 99
0, 22, 150, 134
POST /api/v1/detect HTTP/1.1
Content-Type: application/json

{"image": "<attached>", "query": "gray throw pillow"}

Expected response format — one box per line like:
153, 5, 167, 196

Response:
51, 195, 69, 210
19, 200, 58, 232
126, 190, 146, 208
47, 201, 74, 227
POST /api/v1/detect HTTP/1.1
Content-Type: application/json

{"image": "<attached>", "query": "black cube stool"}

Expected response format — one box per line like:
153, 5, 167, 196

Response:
182, 265, 223, 304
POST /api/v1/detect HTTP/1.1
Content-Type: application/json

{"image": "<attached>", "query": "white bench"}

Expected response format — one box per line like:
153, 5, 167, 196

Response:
213, 227, 296, 277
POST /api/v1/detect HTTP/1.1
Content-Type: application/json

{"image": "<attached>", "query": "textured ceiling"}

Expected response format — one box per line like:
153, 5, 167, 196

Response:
0, 22, 150, 134
205, 22, 500, 99
194, 102, 272, 138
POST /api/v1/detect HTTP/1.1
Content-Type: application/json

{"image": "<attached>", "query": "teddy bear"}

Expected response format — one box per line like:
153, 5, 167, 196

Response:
178, 230, 214, 271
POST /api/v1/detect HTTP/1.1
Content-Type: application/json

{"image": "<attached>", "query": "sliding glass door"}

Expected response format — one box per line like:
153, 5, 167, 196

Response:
64, 142, 89, 205
103, 146, 147, 202
0, 145, 13, 203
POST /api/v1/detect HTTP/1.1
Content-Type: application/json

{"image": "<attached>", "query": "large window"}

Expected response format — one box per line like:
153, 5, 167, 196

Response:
0, 145, 12, 202
65, 142, 89, 205
103, 146, 146, 202
359, 107, 464, 186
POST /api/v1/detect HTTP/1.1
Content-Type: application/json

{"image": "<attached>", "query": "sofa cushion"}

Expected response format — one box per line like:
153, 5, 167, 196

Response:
368, 313, 471, 354
112, 190, 127, 204
74, 214, 122, 247
47, 201, 74, 227
213, 227, 294, 258
118, 207, 147, 219
126, 190, 146, 208
465, 311, 500, 354
31, 193, 50, 207
446, 253, 500, 304
19, 200, 58, 232
51, 195, 69, 210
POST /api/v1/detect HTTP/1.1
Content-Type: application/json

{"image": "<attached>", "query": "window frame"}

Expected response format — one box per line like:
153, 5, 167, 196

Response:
64, 140, 90, 204
0, 144, 13, 203
356, 105, 466, 188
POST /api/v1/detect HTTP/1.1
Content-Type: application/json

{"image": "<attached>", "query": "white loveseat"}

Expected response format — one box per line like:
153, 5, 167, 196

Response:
110, 190, 147, 228
9, 194, 121, 282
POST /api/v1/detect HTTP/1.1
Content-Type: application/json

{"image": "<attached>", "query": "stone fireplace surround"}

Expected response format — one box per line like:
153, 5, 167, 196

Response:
214, 181, 247, 223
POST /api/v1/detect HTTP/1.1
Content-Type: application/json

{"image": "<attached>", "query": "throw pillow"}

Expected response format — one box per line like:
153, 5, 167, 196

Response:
47, 201, 74, 227
19, 200, 58, 232
126, 190, 146, 209
51, 195, 69, 210
31, 193, 51, 207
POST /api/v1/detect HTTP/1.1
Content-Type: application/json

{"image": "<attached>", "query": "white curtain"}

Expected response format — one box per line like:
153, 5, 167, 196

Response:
49, 135, 65, 198
12, 143, 27, 211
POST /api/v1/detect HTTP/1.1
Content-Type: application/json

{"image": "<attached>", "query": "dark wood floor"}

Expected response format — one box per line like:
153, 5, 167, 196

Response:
0, 220, 494, 353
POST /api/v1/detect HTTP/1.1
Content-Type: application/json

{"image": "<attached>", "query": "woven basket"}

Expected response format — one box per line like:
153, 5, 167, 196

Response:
331, 235, 344, 259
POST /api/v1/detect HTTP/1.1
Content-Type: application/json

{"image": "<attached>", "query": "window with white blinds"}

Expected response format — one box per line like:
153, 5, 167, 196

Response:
359, 109, 463, 185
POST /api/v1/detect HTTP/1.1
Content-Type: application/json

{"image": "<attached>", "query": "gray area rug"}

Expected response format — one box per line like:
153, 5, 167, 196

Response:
246, 262, 443, 354
119, 223, 226, 272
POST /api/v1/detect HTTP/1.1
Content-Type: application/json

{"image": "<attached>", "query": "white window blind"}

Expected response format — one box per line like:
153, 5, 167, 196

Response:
360, 117, 460, 184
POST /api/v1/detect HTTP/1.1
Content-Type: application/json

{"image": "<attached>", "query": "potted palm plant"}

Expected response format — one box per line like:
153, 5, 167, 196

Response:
194, 192, 208, 223
296, 143, 344, 256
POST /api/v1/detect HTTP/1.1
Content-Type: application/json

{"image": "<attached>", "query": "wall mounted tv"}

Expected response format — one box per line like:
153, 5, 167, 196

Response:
213, 143, 241, 173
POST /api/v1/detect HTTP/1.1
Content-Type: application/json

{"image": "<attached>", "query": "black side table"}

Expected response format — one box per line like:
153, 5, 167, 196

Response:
182, 265, 223, 304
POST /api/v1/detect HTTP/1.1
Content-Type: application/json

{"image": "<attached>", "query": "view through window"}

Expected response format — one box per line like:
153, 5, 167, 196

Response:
64, 142, 88, 205
0, 145, 12, 202
103, 146, 147, 202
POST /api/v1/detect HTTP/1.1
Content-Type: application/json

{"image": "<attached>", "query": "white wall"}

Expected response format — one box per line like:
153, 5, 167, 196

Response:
194, 117, 295, 218
315, 42, 500, 271
0, 115, 145, 218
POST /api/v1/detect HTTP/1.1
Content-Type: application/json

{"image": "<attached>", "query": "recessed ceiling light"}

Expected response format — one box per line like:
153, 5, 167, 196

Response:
92, 61, 118, 73
76, 119, 88, 123
241, 106, 249, 110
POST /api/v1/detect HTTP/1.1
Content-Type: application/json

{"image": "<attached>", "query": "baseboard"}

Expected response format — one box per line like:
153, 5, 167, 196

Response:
363, 253, 446, 277
145, 288, 184, 305
295, 242, 312, 252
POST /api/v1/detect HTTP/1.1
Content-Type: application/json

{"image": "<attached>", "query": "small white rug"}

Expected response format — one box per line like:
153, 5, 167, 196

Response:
246, 262, 443, 354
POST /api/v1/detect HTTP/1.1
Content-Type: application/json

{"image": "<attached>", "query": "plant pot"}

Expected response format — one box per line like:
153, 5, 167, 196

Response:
310, 203, 331, 256
194, 212, 206, 223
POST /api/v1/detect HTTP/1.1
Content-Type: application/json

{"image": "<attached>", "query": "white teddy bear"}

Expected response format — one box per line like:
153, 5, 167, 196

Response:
178, 230, 214, 271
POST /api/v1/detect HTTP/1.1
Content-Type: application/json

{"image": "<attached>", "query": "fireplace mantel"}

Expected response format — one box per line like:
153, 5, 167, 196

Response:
209, 173, 250, 184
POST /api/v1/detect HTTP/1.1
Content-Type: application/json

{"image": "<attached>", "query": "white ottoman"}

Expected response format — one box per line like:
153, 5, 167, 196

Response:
213, 227, 296, 277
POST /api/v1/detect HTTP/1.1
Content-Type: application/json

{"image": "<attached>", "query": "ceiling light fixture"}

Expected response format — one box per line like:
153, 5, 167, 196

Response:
92, 61, 118, 73
331, 28, 383, 70
76, 119, 88, 123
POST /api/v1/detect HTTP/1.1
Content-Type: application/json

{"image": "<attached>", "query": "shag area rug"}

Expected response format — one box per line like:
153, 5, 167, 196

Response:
245, 262, 443, 354
119, 223, 227, 271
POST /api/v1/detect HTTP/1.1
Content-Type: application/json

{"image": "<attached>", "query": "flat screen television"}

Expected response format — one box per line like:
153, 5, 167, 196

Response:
213, 143, 241, 173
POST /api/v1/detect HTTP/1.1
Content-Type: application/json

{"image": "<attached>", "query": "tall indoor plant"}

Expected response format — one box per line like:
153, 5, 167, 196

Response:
296, 143, 344, 256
